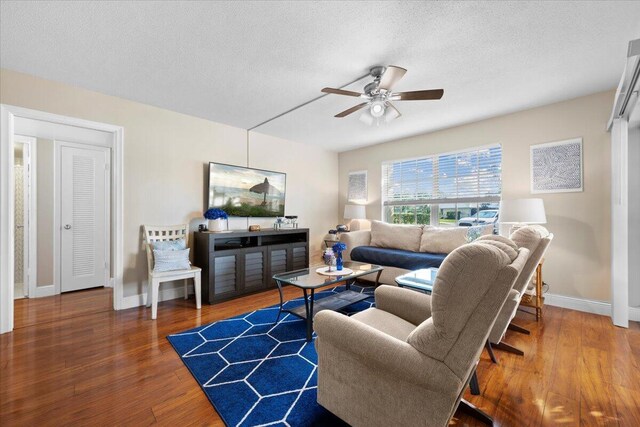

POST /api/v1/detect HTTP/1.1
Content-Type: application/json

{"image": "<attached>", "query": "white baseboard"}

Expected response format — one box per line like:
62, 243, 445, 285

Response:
545, 293, 640, 322
121, 284, 194, 310
34, 285, 55, 298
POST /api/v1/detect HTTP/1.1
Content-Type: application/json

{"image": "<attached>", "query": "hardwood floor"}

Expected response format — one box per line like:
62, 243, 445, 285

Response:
1, 287, 639, 426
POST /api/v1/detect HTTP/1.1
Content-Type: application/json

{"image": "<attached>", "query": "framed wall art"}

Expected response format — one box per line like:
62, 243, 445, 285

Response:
530, 137, 583, 194
347, 170, 368, 202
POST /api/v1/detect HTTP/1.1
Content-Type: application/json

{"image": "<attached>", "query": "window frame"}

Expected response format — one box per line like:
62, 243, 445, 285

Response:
381, 143, 502, 226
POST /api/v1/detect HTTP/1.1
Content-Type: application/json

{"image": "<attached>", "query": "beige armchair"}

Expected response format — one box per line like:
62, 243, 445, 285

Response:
315, 240, 529, 427
479, 226, 553, 360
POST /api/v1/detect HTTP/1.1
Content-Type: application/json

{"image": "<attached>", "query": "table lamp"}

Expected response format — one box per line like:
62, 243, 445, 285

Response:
344, 204, 367, 231
499, 198, 547, 234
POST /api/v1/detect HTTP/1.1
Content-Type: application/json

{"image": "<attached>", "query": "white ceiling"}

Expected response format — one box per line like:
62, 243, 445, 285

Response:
1, 1, 639, 152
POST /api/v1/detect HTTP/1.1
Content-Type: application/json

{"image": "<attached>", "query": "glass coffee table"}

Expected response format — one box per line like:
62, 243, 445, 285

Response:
394, 268, 439, 294
273, 261, 383, 341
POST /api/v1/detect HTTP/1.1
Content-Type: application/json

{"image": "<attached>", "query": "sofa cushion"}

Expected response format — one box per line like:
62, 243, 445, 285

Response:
419, 225, 492, 254
350, 246, 447, 271
369, 220, 423, 252
419, 226, 467, 254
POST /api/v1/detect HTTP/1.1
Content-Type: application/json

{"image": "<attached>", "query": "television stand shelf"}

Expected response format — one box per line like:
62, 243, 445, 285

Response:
194, 228, 309, 303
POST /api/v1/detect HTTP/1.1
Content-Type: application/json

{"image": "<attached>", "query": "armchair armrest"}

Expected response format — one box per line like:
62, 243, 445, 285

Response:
314, 310, 460, 396
340, 230, 371, 261
375, 285, 432, 325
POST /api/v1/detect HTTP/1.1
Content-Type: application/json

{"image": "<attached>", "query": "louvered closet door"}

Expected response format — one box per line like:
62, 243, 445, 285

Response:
60, 145, 108, 292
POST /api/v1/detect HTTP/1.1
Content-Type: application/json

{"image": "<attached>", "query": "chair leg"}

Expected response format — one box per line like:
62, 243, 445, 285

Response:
469, 370, 480, 395
491, 341, 524, 356
508, 322, 530, 335
151, 279, 160, 320
194, 273, 202, 310
145, 281, 152, 307
458, 399, 493, 425
485, 340, 498, 364
184, 279, 189, 300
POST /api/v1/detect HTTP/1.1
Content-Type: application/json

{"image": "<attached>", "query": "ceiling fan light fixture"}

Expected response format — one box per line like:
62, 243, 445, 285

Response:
384, 104, 401, 123
370, 100, 386, 118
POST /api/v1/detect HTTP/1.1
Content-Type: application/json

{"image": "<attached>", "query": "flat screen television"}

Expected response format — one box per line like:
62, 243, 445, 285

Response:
207, 162, 286, 217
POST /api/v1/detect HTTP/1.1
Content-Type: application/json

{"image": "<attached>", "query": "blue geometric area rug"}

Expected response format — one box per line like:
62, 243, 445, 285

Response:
167, 284, 375, 427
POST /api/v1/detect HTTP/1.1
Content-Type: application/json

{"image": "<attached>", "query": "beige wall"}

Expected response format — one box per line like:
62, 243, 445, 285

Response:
339, 90, 614, 302
1, 69, 338, 298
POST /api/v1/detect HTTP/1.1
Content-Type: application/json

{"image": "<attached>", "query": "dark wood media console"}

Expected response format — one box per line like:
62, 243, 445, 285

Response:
194, 228, 309, 303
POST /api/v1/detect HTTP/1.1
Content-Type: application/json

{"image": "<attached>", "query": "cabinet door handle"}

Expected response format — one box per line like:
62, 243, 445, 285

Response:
64, 224, 72, 230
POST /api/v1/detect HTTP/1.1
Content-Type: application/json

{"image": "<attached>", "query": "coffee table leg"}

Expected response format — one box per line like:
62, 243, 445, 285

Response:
309, 289, 315, 341
303, 289, 313, 342
274, 279, 284, 324
374, 270, 382, 287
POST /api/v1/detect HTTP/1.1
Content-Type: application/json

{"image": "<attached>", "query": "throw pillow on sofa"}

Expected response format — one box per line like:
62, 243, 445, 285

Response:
369, 220, 423, 252
420, 225, 493, 254
419, 227, 468, 254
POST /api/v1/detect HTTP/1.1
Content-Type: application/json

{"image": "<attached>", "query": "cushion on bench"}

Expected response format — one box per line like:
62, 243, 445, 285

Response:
350, 246, 447, 271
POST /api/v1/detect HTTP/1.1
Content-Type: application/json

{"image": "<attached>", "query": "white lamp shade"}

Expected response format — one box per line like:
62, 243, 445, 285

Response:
344, 204, 366, 219
499, 198, 547, 224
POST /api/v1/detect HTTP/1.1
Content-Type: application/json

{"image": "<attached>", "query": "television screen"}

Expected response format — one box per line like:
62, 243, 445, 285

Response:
208, 162, 286, 217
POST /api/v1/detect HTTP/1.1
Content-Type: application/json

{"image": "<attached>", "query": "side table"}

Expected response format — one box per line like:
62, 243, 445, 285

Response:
519, 259, 544, 320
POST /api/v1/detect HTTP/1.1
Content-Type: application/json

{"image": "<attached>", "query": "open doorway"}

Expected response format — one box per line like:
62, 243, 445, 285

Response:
13, 136, 36, 300
0, 106, 124, 334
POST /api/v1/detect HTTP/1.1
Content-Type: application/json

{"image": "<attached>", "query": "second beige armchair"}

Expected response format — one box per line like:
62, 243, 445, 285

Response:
315, 239, 529, 427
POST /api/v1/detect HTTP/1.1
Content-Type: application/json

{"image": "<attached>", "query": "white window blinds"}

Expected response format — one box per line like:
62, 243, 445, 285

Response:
382, 145, 502, 206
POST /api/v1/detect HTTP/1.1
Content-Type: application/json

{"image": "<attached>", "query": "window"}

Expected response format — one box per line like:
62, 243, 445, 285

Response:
382, 145, 502, 227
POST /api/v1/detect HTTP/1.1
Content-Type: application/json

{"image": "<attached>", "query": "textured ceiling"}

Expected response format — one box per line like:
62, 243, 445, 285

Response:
1, 1, 639, 152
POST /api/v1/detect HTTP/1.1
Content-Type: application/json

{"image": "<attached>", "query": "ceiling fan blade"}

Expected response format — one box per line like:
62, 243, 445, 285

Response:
378, 66, 407, 91
322, 87, 362, 97
335, 102, 368, 118
385, 103, 401, 122
392, 89, 444, 101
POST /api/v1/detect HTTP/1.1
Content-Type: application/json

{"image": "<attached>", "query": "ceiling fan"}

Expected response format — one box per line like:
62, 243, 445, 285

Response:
322, 65, 444, 124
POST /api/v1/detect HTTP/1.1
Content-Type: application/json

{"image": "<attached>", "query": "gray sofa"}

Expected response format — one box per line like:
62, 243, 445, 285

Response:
341, 220, 493, 285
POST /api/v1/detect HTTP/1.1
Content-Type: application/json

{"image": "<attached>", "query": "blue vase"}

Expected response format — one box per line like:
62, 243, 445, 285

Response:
336, 252, 343, 271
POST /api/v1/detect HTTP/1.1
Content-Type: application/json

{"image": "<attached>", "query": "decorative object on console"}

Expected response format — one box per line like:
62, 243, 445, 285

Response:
530, 137, 583, 193
204, 208, 228, 232
347, 170, 368, 202
248, 224, 261, 232
274, 215, 298, 229
332, 242, 347, 271
499, 198, 547, 234
343, 204, 367, 231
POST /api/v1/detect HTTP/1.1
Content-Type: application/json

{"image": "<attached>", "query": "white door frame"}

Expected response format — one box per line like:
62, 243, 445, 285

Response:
0, 105, 124, 334
13, 135, 37, 298
54, 141, 111, 294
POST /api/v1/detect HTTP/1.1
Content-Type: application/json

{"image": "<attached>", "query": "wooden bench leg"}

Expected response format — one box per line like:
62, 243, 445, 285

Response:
184, 279, 189, 300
